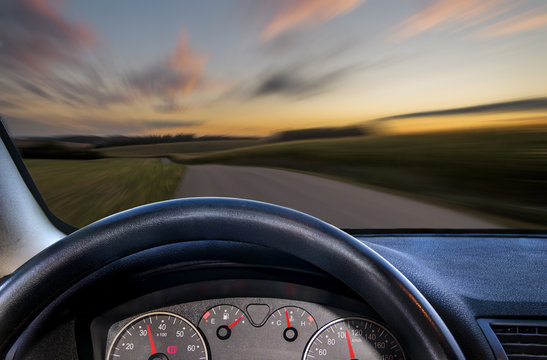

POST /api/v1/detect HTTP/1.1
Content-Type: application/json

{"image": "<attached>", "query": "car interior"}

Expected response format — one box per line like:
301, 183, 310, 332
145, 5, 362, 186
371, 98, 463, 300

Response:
1, 1, 547, 359
1, 120, 546, 360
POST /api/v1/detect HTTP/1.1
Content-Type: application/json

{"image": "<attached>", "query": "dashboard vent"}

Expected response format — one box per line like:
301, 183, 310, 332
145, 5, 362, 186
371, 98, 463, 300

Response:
478, 319, 547, 360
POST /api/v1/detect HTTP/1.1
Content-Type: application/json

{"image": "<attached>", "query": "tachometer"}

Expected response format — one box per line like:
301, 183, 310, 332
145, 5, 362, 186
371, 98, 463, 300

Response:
106, 312, 208, 360
303, 317, 405, 360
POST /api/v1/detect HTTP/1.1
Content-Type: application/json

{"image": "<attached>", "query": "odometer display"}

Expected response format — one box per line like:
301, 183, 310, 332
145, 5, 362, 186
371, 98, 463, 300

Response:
106, 312, 208, 360
303, 317, 405, 360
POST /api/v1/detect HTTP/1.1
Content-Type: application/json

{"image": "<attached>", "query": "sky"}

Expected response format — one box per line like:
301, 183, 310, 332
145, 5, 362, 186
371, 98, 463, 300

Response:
1, 0, 547, 137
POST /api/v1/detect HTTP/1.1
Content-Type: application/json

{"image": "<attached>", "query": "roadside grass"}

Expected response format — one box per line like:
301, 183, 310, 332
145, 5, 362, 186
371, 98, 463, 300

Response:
24, 158, 185, 228
101, 140, 262, 158
182, 128, 547, 227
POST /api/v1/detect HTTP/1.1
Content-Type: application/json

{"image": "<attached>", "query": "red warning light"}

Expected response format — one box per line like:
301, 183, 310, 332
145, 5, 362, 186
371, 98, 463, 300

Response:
167, 346, 177, 354
203, 311, 211, 319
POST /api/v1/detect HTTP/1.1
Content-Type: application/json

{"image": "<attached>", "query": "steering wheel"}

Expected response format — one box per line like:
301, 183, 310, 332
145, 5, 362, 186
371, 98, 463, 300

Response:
0, 198, 464, 359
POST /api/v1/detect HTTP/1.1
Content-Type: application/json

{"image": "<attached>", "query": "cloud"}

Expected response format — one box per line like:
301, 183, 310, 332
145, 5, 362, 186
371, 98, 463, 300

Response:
0, 99, 20, 109
54, 78, 129, 107
251, 64, 358, 98
213, 47, 397, 103
377, 97, 547, 121
2, 114, 204, 137
126, 33, 208, 100
15, 78, 53, 100
136, 120, 202, 129
10, 71, 130, 108
389, 0, 510, 40
0, 0, 95, 74
2, 24, 208, 112
0, 2, 212, 136
0, 0, 131, 108
2, 115, 75, 137
153, 100, 187, 114
247, 51, 397, 100
474, 10, 547, 38
261, 0, 364, 41
0, 0, 210, 114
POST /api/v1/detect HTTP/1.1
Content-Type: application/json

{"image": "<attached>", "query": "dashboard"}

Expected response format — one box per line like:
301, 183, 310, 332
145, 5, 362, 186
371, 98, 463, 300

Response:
3, 229, 547, 360
82, 239, 408, 360
99, 293, 405, 360
9, 236, 414, 360
4, 226, 547, 360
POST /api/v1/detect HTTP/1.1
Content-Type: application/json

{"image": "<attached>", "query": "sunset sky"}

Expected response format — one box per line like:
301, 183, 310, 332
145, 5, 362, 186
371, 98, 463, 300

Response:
1, 0, 547, 137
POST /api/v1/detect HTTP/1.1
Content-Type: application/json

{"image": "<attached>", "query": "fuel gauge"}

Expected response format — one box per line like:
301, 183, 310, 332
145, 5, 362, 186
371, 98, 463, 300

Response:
198, 305, 254, 360
199, 305, 249, 341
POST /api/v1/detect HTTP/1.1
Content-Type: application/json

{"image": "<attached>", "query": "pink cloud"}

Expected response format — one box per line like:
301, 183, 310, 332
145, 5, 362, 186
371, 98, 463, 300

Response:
261, 0, 364, 41
0, 0, 96, 74
168, 33, 209, 95
127, 33, 209, 100
389, 0, 508, 41
475, 10, 547, 38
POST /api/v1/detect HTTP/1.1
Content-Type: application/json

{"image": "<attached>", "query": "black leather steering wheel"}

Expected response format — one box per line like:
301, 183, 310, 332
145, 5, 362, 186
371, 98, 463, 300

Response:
0, 198, 465, 359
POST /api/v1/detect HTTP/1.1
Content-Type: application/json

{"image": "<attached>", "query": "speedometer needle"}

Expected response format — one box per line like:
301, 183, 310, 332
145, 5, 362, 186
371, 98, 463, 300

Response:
228, 315, 244, 329
345, 329, 357, 360
146, 325, 157, 354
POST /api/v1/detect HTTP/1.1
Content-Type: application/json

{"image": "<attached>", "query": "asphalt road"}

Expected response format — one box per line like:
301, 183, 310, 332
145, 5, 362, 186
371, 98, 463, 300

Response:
176, 165, 505, 229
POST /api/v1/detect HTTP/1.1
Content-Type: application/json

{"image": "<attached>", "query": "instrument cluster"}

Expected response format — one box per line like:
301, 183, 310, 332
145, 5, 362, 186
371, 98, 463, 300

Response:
104, 297, 405, 360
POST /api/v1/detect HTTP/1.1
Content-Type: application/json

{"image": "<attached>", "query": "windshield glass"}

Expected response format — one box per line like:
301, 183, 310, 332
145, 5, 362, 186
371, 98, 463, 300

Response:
1, 0, 546, 229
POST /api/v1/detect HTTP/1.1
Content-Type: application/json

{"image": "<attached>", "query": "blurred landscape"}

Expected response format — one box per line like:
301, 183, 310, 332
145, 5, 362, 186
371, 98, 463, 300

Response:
24, 158, 184, 227
15, 122, 547, 229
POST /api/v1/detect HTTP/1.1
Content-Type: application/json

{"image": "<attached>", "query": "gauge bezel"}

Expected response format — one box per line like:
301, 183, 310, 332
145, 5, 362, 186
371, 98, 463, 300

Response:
105, 311, 208, 360
302, 316, 406, 360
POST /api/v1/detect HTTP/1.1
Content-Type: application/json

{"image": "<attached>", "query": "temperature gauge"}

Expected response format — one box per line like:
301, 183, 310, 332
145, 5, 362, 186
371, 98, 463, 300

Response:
267, 306, 317, 343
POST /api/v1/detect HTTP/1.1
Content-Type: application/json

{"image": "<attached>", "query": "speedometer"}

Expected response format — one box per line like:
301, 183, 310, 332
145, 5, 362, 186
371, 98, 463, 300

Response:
303, 317, 405, 360
106, 312, 208, 360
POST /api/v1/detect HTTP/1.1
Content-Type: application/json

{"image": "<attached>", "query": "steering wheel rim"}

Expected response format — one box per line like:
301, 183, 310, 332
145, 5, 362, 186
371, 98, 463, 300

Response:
0, 197, 464, 359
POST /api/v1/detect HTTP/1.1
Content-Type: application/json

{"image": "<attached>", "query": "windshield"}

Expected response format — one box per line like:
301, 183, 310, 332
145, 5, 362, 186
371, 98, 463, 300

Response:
1, 0, 546, 229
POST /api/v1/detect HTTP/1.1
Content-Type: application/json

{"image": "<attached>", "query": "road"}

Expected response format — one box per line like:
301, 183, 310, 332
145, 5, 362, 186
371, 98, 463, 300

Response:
176, 165, 505, 229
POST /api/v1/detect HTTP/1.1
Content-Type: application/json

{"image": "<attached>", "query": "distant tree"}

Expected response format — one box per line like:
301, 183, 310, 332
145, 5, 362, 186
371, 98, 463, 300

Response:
272, 126, 369, 142
19, 142, 104, 160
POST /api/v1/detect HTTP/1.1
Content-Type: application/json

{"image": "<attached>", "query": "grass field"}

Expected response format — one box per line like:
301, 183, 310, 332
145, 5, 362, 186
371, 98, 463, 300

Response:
24, 158, 185, 228
101, 140, 262, 158
181, 128, 547, 227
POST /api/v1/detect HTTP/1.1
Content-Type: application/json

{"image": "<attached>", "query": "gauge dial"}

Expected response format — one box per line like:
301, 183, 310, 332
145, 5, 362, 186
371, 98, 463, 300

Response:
303, 317, 405, 360
267, 306, 317, 342
198, 305, 253, 360
106, 312, 208, 360
198, 304, 250, 341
